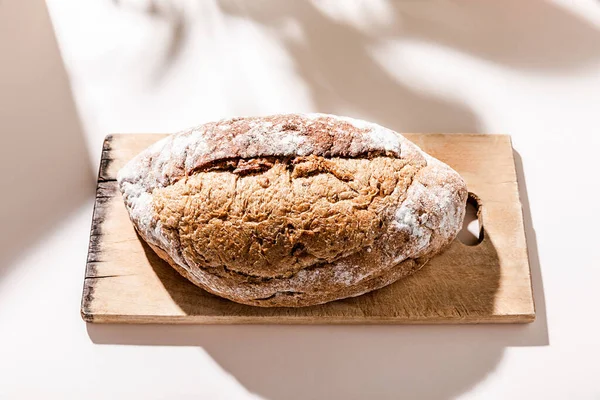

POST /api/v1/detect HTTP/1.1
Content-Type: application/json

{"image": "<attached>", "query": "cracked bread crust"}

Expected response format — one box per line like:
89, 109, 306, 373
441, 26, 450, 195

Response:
117, 114, 468, 307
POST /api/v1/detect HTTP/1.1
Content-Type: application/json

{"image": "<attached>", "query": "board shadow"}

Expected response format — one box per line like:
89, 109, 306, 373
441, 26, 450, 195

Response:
87, 225, 537, 400
513, 150, 549, 346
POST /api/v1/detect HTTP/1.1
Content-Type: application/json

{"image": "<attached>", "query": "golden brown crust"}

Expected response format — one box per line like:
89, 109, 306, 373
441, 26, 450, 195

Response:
118, 114, 467, 307
147, 240, 426, 307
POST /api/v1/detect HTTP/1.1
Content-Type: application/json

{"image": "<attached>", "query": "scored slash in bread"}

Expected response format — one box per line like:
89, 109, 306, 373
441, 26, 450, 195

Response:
117, 114, 468, 307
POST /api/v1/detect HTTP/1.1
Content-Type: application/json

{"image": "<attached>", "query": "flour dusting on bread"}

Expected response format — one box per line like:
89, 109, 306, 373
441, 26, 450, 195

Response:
117, 113, 467, 307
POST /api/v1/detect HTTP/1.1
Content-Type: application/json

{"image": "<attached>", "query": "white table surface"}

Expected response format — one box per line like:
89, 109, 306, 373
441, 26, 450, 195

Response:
1, 0, 599, 399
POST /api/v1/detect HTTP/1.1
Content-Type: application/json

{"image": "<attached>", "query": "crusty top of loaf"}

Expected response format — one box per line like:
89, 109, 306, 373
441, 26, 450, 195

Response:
117, 113, 467, 306
118, 113, 424, 250
119, 113, 413, 191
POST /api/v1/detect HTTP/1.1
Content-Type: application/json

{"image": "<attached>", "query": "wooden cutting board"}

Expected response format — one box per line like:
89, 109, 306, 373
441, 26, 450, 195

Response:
82, 134, 535, 324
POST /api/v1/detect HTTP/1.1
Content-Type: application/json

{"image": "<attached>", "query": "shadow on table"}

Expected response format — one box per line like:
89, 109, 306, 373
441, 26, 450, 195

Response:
212, 0, 599, 134
0, 0, 95, 279
513, 150, 548, 346
89, 322, 545, 400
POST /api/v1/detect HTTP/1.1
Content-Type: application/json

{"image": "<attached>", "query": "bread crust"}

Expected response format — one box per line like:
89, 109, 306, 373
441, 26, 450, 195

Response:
118, 114, 467, 307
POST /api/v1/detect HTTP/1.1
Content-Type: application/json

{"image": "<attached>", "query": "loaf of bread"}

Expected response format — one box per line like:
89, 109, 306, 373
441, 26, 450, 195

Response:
117, 114, 467, 307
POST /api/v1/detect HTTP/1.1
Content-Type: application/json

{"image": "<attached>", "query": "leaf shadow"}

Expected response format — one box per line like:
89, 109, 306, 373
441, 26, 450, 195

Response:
0, 0, 94, 280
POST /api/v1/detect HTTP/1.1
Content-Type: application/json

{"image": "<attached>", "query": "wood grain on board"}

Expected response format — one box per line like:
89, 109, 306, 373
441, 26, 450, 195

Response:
82, 133, 535, 324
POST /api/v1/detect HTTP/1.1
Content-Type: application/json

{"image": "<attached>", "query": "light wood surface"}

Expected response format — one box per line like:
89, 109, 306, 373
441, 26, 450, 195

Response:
82, 134, 535, 324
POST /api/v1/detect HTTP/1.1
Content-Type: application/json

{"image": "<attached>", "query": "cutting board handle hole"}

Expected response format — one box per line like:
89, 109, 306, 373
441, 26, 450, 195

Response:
458, 193, 483, 246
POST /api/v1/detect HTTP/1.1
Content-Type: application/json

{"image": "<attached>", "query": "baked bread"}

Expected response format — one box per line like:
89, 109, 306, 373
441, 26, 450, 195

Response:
117, 114, 467, 307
